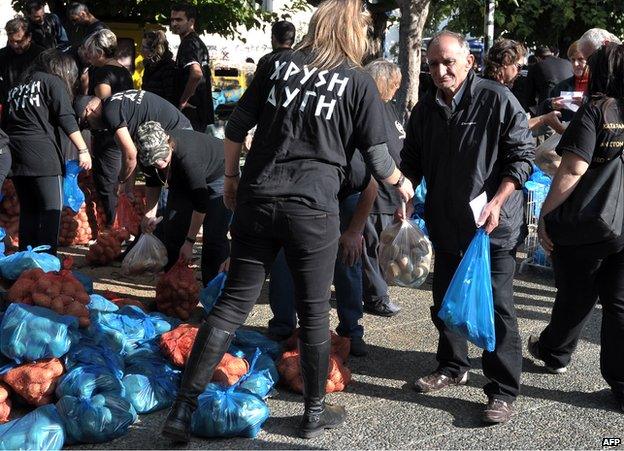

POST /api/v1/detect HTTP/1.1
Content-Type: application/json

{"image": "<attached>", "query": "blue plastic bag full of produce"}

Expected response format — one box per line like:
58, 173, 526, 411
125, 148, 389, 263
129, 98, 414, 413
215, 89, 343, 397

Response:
56, 394, 137, 444
0, 227, 5, 256
236, 350, 278, 399
233, 329, 281, 361
191, 382, 269, 438
147, 312, 181, 335
0, 303, 78, 363
89, 305, 156, 354
438, 229, 496, 352
0, 246, 61, 280
63, 160, 85, 213
122, 359, 180, 414
64, 337, 124, 379
0, 404, 65, 450
86, 294, 119, 313
200, 272, 227, 314
56, 365, 125, 399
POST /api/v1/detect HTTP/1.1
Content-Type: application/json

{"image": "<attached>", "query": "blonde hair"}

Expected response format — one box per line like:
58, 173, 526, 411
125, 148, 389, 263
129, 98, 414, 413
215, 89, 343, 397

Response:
296, 0, 370, 70
83, 29, 118, 60
364, 59, 401, 101
567, 41, 582, 59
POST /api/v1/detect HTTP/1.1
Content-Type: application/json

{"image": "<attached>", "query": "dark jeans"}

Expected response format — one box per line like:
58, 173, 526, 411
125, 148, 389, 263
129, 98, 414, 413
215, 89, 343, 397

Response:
432, 248, 522, 403
207, 201, 340, 345
362, 213, 394, 304
268, 194, 364, 339
538, 245, 624, 399
13, 175, 63, 255
156, 184, 232, 286
92, 132, 121, 226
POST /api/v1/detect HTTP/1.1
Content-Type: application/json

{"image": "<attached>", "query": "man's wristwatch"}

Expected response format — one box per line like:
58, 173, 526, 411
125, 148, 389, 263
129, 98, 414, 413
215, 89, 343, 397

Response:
393, 174, 405, 188
185, 236, 196, 244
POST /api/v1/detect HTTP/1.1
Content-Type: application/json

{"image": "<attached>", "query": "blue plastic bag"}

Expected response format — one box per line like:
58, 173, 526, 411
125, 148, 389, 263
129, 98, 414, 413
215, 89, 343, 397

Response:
200, 272, 227, 314
63, 160, 85, 213
72, 271, 93, 294
89, 305, 156, 355
86, 294, 119, 313
191, 383, 269, 438
0, 303, 77, 363
233, 329, 281, 361
122, 358, 181, 414
0, 246, 61, 280
64, 338, 124, 379
0, 404, 65, 450
438, 229, 496, 352
0, 227, 5, 257
56, 394, 137, 444
147, 312, 181, 335
236, 350, 278, 399
56, 365, 125, 399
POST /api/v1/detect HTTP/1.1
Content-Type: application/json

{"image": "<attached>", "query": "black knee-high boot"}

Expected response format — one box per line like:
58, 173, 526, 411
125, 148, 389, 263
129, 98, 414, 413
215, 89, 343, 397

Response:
298, 339, 347, 439
161, 324, 234, 443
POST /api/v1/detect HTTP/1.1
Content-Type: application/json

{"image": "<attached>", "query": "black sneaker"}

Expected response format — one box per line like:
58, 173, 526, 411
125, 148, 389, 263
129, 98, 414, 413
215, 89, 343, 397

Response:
363, 298, 401, 317
349, 336, 367, 357
527, 335, 567, 374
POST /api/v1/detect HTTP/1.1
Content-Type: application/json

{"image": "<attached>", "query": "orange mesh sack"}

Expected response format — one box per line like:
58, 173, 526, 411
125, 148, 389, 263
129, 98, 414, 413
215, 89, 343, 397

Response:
0, 382, 11, 423
3, 358, 64, 406
85, 231, 123, 266
159, 324, 199, 367
113, 193, 141, 237
7, 268, 91, 328
155, 259, 200, 320
212, 353, 249, 386
59, 206, 94, 246
284, 329, 351, 363
277, 350, 351, 394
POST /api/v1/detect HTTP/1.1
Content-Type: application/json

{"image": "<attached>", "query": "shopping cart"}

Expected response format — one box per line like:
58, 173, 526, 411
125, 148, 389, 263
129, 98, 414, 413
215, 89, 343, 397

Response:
519, 182, 552, 272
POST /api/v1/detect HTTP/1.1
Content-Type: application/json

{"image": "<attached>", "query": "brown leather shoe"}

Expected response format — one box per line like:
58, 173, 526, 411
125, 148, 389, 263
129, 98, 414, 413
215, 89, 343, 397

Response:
482, 398, 513, 424
413, 371, 469, 393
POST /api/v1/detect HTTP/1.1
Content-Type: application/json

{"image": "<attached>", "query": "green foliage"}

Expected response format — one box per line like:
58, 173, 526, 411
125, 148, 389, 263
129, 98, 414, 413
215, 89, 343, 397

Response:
426, 0, 624, 47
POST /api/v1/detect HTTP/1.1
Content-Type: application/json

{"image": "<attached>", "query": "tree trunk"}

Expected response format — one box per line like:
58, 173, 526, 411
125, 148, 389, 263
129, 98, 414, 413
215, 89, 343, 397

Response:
364, 9, 388, 65
395, 0, 430, 122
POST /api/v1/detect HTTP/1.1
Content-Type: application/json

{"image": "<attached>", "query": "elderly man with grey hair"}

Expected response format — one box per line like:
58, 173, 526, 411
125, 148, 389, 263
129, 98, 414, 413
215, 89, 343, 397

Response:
578, 28, 622, 57
400, 30, 535, 424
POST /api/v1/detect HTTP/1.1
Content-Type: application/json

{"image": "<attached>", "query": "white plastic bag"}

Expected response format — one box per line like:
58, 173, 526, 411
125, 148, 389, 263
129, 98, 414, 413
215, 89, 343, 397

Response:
379, 206, 432, 288
121, 233, 168, 276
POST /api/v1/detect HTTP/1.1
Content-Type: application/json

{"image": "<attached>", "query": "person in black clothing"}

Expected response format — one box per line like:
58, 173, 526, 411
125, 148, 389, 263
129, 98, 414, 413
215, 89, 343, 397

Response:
74, 89, 191, 183
161, 0, 414, 443
0, 18, 45, 110
83, 29, 134, 226
136, 121, 231, 284
141, 30, 178, 106
360, 59, 405, 318
0, 129, 12, 190
5, 50, 92, 255
400, 31, 534, 424
533, 44, 624, 412
256, 20, 296, 72
170, 3, 214, 131
521, 45, 573, 114
26, 1, 69, 50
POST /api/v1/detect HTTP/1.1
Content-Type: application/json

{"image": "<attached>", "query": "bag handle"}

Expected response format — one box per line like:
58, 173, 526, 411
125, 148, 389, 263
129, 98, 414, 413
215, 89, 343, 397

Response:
401, 200, 406, 221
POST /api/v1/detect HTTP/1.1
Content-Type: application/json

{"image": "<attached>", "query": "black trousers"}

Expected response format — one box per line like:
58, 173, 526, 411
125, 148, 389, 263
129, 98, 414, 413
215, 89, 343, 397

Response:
13, 175, 63, 255
362, 213, 394, 303
207, 201, 340, 345
538, 245, 624, 400
432, 248, 522, 402
156, 188, 232, 285
92, 133, 121, 226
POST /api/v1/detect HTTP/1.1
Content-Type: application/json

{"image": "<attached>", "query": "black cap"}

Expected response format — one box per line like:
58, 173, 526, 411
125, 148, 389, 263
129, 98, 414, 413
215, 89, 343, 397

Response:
73, 95, 94, 128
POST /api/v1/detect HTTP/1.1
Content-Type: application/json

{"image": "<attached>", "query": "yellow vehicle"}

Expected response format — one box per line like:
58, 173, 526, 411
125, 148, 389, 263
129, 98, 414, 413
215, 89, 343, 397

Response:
211, 62, 255, 109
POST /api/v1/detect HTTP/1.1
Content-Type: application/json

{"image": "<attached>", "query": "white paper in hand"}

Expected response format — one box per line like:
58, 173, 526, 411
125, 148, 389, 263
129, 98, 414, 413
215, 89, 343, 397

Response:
470, 192, 488, 227
559, 91, 583, 112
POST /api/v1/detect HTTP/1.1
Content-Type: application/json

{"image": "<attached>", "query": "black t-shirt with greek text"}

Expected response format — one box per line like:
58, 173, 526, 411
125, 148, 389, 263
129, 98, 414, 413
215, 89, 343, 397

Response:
338, 150, 370, 201
371, 102, 405, 214
5, 72, 79, 176
88, 64, 133, 96
226, 50, 386, 213
176, 32, 214, 126
143, 129, 224, 213
0, 43, 45, 105
101, 90, 191, 139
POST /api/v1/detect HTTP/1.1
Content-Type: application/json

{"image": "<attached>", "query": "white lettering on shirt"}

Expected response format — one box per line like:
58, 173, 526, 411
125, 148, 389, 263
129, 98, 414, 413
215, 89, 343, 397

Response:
110, 90, 146, 105
8, 80, 43, 112
327, 73, 349, 97
299, 91, 317, 112
315, 95, 337, 120
270, 61, 288, 80
283, 62, 301, 81
283, 86, 300, 108
315, 70, 329, 87
266, 85, 277, 106
300, 65, 318, 84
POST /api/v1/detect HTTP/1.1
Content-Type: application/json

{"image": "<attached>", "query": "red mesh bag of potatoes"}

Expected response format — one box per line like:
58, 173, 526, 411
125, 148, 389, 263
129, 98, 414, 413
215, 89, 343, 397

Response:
85, 231, 123, 266
277, 350, 351, 394
159, 324, 198, 367
0, 382, 11, 423
7, 268, 91, 327
0, 180, 20, 248
155, 259, 200, 320
59, 206, 95, 247
284, 329, 350, 363
102, 290, 146, 311
3, 358, 64, 406
212, 353, 249, 386
113, 193, 142, 237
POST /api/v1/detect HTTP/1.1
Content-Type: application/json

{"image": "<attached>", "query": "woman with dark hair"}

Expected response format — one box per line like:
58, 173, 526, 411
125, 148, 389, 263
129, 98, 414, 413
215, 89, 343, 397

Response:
5, 49, 92, 254
83, 29, 133, 227
485, 38, 565, 133
530, 43, 624, 411
140, 30, 179, 106
161, 0, 414, 443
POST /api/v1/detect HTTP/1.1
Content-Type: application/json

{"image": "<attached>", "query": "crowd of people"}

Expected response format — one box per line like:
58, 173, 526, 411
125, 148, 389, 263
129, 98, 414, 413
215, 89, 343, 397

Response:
0, 0, 622, 443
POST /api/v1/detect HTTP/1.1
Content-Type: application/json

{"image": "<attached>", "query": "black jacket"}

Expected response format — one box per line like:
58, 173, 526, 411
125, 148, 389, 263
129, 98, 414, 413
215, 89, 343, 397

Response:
29, 13, 69, 50
142, 56, 179, 106
400, 71, 534, 255
521, 56, 573, 112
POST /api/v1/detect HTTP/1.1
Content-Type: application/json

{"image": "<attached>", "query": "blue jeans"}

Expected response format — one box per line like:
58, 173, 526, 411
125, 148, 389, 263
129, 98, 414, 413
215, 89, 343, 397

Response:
268, 193, 364, 338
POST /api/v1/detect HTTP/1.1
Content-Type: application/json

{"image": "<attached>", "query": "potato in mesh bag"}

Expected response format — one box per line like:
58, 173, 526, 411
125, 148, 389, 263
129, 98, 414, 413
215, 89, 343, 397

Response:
121, 233, 168, 276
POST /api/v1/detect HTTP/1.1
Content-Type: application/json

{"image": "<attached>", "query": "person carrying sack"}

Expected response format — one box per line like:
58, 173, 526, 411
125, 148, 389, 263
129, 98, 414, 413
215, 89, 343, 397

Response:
532, 44, 624, 413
